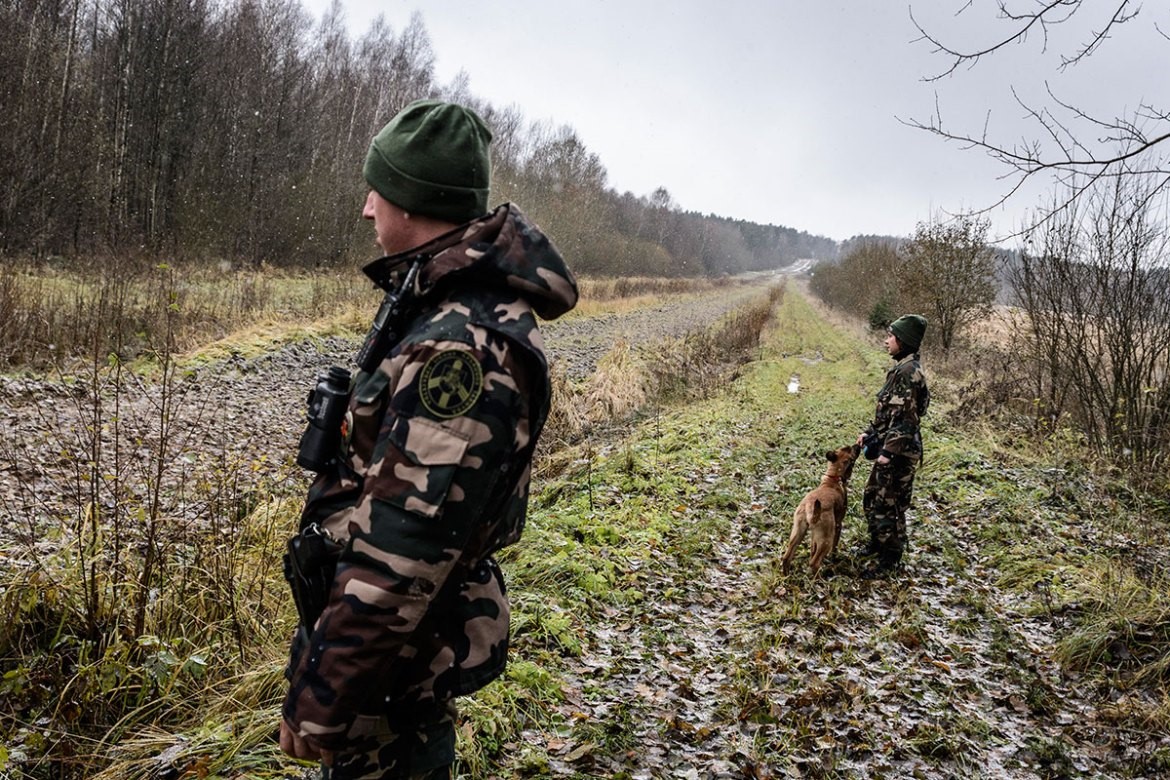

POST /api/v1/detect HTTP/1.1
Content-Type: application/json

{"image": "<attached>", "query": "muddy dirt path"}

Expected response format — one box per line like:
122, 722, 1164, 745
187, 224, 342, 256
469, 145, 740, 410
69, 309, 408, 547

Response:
516, 420, 1164, 780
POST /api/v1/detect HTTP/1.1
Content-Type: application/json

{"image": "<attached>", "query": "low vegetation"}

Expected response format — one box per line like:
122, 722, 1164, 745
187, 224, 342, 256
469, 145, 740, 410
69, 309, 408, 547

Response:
0, 261, 742, 371
1, 274, 1167, 778
0, 268, 779, 778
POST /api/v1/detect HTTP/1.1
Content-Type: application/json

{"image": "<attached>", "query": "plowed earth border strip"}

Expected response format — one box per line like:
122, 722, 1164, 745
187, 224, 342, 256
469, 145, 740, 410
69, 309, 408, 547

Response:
542, 284, 776, 382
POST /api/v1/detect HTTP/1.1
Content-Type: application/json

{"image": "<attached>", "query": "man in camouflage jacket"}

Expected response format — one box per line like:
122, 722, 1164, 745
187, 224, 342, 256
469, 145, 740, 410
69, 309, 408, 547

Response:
857, 314, 929, 576
280, 100, 578, 779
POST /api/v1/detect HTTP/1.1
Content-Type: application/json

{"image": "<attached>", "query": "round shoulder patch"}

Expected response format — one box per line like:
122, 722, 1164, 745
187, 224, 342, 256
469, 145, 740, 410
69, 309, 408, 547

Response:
418, 349, 484, 418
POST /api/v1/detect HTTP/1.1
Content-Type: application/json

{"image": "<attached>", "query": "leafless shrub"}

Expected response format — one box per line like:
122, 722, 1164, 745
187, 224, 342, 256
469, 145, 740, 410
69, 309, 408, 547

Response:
1012, 176, 1170, 462
810, 241, 901, 328
898, 214, 999, 351
0, 272, 296, 778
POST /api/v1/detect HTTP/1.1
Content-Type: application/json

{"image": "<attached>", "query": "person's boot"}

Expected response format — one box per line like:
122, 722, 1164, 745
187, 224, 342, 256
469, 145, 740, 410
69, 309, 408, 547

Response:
854, 537, 880, 559
862, 544, 902, 578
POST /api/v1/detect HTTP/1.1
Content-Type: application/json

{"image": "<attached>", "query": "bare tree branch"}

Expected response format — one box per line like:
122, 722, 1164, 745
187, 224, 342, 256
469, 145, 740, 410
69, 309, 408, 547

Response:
914, 1, 1138, 80
906, 1, 1169, 236
911, 0, 1077, 81
1060, 0, 1138, 69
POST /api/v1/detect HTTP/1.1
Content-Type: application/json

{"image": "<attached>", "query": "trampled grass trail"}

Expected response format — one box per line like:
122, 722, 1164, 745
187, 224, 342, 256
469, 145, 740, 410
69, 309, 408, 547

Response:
472, 286, 1169, 779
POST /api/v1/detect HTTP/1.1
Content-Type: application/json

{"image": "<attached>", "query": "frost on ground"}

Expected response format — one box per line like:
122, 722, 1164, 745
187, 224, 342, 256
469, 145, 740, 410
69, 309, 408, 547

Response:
518, 420, 1168, 779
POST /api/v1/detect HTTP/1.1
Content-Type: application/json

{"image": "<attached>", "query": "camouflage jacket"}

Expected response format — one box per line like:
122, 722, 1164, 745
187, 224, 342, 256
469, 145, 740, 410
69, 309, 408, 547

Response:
864, 352, 929, 461
283, 203, 577, 751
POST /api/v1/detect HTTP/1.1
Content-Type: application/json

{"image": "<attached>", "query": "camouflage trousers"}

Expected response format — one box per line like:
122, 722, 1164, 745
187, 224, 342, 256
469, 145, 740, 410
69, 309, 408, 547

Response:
862, 454, 919, 551
320, 702, 457, 780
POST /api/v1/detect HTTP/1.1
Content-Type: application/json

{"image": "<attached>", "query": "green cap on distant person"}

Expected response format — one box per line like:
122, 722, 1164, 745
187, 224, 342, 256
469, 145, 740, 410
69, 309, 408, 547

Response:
363, 99, 492, 224
889, 314, 927, 351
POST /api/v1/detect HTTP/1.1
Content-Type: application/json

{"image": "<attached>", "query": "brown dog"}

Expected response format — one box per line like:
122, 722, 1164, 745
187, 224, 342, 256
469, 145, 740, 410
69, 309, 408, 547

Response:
781, 444, 860, 575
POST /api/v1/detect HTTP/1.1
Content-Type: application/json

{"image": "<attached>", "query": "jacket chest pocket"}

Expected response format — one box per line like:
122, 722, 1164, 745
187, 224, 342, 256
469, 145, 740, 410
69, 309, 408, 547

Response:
375, 415, 471, 519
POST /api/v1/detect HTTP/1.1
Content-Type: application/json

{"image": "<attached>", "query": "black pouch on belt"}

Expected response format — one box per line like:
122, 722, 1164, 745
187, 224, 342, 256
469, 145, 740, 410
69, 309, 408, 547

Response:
283, 523, 344, 641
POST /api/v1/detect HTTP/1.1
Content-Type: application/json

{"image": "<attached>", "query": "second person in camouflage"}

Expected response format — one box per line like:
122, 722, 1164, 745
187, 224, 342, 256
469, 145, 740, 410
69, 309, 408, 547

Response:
857, 313, 930, 577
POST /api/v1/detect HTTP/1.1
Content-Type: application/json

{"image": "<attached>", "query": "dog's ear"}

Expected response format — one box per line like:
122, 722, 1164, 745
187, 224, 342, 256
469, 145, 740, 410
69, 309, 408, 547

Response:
825, 450, 838, 462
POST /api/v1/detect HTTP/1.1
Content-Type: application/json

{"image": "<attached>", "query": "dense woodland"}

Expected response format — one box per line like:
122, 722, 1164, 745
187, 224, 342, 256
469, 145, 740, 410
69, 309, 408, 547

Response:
0, 0, 838, 274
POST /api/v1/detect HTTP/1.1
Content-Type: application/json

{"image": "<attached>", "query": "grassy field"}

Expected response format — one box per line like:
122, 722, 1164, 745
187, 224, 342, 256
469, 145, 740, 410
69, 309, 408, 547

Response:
2, 280, 1167, 778
474, 288, 1170, 778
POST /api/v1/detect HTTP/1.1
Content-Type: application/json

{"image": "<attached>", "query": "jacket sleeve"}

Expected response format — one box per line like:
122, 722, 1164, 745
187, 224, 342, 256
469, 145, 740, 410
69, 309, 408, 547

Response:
283, 334, 532, 749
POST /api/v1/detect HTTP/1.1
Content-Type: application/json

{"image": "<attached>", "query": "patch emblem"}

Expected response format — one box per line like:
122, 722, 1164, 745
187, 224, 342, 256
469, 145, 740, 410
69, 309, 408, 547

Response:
419, 350, 483, 418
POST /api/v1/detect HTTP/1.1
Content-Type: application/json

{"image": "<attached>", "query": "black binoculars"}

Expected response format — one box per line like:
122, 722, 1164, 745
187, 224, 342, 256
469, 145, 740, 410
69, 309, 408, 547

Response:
296, 365, 352, 472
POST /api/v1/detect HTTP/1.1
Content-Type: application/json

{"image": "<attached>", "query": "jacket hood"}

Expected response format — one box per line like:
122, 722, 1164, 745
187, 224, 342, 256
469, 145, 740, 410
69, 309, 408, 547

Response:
362, 203, 578, 321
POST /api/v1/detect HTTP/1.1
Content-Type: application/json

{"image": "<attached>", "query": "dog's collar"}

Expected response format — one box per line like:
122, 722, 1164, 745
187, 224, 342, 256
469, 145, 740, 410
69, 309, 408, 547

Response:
824, 474, 842, 482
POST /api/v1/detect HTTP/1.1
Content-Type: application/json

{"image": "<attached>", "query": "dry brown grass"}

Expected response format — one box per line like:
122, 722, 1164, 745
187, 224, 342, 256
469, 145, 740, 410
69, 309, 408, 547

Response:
540, 283, 782, 454
0, 260, 361, 369
543, 359, 589, 446
569, 276, 736, 319
577, 275, 727, 301
581, 338, 651, 423
961, 304, 1023, 349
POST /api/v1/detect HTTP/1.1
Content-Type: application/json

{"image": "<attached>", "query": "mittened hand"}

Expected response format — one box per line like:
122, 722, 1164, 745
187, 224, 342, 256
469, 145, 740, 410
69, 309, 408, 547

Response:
861, 432, 881, 460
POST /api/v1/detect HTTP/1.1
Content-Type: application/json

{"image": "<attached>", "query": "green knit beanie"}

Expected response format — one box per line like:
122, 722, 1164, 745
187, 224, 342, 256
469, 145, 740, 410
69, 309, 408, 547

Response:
889, 314, 928, 351
363, 99, 492, 224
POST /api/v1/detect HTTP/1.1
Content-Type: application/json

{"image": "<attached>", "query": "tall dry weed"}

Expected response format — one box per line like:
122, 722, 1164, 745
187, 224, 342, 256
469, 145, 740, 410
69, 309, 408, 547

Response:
644, 285, 781, 400
0, 267, 303, 779
542, 359, 588, 446
570, 284, 783, 431
578, 275, 728, 302
582, 338, 650, 423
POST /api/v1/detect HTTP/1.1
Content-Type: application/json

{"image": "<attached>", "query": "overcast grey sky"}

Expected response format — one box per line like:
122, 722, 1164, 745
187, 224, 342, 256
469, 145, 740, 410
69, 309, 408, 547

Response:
305, 1, 1165, 244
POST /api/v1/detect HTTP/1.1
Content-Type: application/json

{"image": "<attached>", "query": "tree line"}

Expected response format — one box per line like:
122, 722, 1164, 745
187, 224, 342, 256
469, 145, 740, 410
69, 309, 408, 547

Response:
0, 0, 837, 274
812, 213, 999, 350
